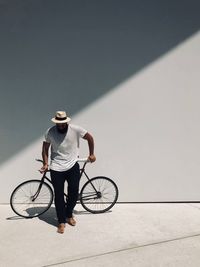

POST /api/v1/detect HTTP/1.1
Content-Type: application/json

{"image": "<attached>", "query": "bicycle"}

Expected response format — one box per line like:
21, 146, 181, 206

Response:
10, 158, 119, 218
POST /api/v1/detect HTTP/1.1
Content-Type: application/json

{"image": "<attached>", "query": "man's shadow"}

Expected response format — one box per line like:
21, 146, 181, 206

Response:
30, 206, 92, 227
38, 207, 58, 227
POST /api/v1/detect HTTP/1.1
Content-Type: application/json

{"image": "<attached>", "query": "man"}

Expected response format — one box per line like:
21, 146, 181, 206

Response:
40, 111, 96, 234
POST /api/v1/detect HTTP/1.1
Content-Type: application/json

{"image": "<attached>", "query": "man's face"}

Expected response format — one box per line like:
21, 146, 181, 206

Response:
56, 123, 68, 133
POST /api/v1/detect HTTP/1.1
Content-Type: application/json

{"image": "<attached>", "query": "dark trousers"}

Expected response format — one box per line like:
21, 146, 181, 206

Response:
50, 162, 80, 224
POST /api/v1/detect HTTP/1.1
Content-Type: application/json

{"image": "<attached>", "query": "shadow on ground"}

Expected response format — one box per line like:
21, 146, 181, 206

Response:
38, 206, 94, 227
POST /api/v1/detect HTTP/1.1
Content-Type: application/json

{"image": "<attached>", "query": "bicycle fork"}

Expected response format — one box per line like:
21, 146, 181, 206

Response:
31, 177, 45, 201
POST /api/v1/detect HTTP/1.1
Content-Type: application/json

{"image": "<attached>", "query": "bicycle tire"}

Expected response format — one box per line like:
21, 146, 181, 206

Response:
10, 180, 54, 218
80, 176, 119, 213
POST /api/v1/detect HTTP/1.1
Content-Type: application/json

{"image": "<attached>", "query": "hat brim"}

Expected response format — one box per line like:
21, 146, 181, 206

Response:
51, 117, 71, 124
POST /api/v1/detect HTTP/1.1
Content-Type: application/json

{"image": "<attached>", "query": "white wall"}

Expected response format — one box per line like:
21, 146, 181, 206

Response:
1, 31, 200, 203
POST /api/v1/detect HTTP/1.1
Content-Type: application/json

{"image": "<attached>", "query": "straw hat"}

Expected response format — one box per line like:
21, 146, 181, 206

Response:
51, 111, 71, 124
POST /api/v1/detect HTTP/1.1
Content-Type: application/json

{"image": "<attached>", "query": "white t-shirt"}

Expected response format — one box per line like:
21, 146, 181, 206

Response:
45, 124, 87, 171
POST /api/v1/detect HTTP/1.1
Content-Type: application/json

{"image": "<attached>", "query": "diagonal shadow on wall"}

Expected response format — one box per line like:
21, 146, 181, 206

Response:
0, 0, 200, 165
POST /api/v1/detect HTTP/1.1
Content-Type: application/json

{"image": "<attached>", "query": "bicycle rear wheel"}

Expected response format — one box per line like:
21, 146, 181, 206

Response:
10, 180, 54, 218
80, 176, 119, 213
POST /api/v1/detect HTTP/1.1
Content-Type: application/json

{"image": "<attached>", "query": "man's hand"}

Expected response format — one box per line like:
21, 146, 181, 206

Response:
39, 164, 48, 173
88, 154, 96, 163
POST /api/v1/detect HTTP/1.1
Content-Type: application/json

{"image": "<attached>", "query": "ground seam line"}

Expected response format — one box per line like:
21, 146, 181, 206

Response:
42, 232, 200, 267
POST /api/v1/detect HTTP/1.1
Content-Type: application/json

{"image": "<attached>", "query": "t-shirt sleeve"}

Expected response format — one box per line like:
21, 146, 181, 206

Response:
44, 129, 51, 143
77, 125, 87, 138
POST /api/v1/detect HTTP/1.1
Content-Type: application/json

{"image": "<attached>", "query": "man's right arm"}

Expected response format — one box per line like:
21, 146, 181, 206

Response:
40, 141, 50, 173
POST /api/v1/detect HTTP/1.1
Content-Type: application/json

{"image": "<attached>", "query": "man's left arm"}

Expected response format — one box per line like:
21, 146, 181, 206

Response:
83, 132, 96, 162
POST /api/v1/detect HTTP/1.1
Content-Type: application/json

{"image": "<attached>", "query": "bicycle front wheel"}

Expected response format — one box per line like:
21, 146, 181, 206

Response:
80, 176, 119, 213
10, 180, 54, 218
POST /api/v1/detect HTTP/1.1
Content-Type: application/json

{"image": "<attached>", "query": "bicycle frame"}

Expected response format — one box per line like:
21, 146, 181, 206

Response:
10, 159, 118, 217
33, 161, 99, 201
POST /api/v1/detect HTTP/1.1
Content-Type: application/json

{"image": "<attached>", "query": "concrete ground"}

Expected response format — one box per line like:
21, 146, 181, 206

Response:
1, 203, 200, 267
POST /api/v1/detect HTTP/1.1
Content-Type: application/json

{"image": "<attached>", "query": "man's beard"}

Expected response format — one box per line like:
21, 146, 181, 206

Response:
56, 125, 68, 134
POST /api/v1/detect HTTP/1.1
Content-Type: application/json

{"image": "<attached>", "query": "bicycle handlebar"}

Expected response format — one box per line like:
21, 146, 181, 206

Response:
36, 157, 89, 175
35, 159, 43, 163
35, 158, 90, 163
77, 158, 89, 163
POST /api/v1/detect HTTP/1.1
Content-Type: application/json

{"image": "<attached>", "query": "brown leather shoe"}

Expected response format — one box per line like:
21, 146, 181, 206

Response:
57, 223, 65, 234
67, 217, 76, 226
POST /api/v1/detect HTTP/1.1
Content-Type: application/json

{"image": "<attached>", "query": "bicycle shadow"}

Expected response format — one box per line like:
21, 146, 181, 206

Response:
6, 207, 57, 227
7, 206, 111, 227
6, 215, 27, 220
